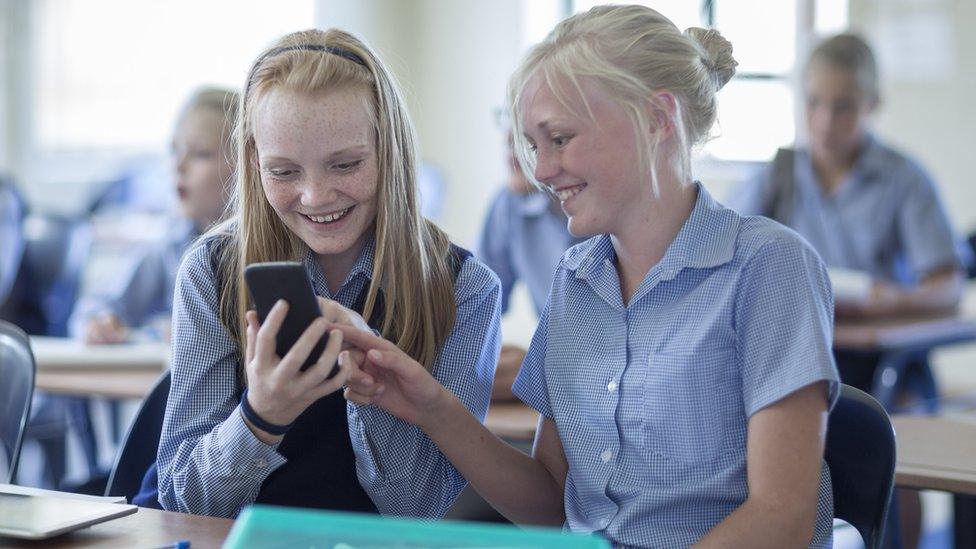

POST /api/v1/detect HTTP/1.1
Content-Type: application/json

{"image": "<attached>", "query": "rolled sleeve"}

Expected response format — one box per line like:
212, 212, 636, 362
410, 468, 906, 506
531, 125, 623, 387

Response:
512, 295, 555, 419
734, 234, 840, 416
157, 241, 285, 518
348, 258, 502, 518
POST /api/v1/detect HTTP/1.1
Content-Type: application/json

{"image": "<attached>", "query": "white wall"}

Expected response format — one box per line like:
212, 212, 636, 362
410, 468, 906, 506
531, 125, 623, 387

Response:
851, 0, 976, 235
316, 0, 521, 249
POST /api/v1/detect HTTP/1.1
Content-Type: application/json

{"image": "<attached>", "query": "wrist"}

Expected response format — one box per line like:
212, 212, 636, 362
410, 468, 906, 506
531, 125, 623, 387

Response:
240, 389, 293, 439
418, 385, 460, 434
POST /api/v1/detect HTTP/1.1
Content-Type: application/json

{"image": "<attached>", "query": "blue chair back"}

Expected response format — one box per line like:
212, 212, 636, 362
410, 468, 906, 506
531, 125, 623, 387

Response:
105, 371, 170, 501
0, 321, 35, 483
826, 384, 896, 549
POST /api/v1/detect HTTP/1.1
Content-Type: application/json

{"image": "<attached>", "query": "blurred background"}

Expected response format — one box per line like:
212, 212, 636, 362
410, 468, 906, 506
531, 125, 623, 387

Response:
1, 1, 975, 546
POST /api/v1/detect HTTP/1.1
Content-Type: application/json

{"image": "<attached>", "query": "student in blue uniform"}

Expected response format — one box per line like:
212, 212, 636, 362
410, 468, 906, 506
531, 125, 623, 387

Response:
156, 28, 501, 518
337, 6, 839, 547
70, 87, 240, 344
477, 129, 583, 400
731, 32, 966, 549
733, 33, 965, 343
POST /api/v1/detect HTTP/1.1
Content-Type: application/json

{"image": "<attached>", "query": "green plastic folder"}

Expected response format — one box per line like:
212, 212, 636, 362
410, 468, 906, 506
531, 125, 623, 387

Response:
223, 505, 610, 549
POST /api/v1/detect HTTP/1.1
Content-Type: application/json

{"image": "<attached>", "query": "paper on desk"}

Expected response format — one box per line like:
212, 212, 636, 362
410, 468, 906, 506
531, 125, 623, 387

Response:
828, 268, 872, 302
0, 483, 127, 504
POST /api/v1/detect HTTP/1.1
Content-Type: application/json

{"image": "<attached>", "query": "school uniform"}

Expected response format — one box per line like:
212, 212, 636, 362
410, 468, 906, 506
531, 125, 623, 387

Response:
156, 234, 501, 518
731, 135, 965, 394
69, 218, 198, 340
477, 188, 584, 314
513, 184, 840, 548
732, 135, 964, 284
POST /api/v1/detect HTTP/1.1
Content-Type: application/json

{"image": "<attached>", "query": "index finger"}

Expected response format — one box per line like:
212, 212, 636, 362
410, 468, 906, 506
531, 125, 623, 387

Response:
330, 324, 399, 353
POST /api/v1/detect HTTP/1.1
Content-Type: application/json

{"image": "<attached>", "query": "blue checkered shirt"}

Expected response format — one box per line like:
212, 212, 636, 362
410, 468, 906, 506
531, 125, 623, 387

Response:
157, 236, 502, 518
513, 184, 840, 548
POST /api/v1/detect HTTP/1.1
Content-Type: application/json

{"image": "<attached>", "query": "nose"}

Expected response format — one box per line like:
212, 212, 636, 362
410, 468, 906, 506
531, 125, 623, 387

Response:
174, 151, 188, 176
533, 148, 561, 186
299, 174, 340, 208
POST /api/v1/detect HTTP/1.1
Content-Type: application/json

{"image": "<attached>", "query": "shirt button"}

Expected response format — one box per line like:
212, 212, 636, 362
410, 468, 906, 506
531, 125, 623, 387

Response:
600, 449, 613, 463
252, 457, 268, 468
607, 380, 618, 392
599, 517, 610, 528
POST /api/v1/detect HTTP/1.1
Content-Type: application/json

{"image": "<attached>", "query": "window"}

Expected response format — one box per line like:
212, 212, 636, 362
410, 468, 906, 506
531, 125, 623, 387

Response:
30, 0, 315, 153
564, 0, 849, 163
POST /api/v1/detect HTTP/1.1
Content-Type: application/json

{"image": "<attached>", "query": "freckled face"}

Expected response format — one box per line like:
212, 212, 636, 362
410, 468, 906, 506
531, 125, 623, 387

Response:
519, 74, 645, 238
252, 87, 379, 268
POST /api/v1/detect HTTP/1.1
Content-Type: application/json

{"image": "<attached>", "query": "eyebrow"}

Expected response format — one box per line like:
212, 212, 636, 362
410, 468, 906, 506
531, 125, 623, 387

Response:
260, 144, 372, 165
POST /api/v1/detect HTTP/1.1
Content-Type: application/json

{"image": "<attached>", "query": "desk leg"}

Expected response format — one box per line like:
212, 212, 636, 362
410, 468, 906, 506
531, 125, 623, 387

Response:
870, 350, 925, 410
955, 495, 976, 549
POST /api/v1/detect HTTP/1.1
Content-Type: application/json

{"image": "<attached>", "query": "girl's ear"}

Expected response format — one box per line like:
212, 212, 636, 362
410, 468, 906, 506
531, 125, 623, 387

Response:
645, 91, 679, 139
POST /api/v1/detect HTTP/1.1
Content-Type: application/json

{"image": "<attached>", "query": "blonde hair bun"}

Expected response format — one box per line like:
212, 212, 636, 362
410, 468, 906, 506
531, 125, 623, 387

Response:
684, 27, 737, 90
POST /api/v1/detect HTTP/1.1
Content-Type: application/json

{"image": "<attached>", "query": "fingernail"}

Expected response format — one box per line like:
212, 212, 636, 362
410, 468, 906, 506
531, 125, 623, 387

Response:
368, 350, 381, 360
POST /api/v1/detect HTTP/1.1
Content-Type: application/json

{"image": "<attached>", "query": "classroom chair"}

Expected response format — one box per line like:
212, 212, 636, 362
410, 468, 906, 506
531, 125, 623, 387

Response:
104, 371, 170, 503
826, 384, 897, 549
0, 320, 36, 483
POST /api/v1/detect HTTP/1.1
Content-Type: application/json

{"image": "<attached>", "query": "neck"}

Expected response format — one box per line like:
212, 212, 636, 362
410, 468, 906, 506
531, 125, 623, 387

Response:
811, 138, 865, 194
611, 179, 698, 305
317, 233, 370, 296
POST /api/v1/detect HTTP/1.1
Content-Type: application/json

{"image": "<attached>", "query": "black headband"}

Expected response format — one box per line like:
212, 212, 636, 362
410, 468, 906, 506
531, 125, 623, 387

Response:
246, 44, 368, 94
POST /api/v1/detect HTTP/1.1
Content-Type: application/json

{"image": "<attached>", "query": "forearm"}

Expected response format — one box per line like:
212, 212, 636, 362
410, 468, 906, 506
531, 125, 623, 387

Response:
695, 498, 814, 548
158, 408, 284, 517
889, 271, 964, 314
421, 393, 565, 526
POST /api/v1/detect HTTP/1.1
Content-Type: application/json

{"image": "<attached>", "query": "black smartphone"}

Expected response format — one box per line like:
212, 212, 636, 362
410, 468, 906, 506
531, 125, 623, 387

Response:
244, 261, 334, 375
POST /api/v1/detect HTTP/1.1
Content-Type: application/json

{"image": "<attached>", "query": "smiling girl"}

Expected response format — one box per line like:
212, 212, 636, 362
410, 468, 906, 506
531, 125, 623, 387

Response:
156, 29, 501, 518
337, 6, 839, 547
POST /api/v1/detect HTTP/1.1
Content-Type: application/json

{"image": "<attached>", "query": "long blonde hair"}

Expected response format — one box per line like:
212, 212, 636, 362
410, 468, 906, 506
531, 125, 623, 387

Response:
508, 4, 737, 196
211, 29, 456, 371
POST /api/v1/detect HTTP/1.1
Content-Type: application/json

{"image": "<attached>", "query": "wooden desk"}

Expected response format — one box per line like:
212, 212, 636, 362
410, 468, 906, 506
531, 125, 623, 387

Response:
485, 402, 539, 442
894, 415, 976, 496
0, 507, 232, 548
833, 293, 976, 408
30, 337, 168, 399
893, 415, 976, 548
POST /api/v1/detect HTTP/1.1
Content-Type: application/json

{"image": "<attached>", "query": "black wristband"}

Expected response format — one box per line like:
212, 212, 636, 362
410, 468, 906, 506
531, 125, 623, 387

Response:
240, 389, 292, 436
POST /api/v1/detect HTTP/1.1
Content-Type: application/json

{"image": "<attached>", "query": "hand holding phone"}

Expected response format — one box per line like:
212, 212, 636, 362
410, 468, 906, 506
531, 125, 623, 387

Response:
244, 261, 333, 373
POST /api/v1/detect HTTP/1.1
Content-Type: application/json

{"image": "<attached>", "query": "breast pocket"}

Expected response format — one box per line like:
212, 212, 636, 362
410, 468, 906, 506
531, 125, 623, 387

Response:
642, 349, 740, 467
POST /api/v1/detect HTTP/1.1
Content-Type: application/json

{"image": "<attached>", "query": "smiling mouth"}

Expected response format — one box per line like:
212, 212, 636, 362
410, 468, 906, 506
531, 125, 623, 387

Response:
554, 183, 587, 201
302, 206, 354, 224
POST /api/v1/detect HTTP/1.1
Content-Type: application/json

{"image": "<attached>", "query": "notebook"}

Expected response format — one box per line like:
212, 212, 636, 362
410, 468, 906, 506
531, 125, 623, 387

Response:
0, 485, 137, 540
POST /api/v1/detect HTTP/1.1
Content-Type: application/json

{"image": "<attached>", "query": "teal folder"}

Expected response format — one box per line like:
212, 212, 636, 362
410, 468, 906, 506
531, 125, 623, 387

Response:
223, 505, 610, 548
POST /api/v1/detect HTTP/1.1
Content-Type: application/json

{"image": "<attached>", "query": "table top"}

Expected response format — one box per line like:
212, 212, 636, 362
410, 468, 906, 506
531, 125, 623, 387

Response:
30, 336, 169, 371
834, 289, 976, 352
893, 415, 976, 495
0, 507, 233, 548
35, 368, 164, 399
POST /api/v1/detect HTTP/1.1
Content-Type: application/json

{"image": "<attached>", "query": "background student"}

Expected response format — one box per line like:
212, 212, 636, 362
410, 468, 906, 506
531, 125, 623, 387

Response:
156, 28, 501, 518
70, 87, 240, 344
730, 33, 967, 548
476, 126, 582, 400
337, 5, 839, 547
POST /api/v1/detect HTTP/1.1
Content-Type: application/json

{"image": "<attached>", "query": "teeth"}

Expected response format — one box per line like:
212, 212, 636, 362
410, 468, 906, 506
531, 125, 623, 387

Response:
306, 207, 351, 224
555, 184, 586, 201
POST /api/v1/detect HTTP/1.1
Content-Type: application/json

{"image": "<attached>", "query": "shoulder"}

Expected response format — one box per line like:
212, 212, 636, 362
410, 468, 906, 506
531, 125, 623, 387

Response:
177, 230, 235, 289
453, 252, 502, 305
735, 214, 825, 271
866, 138, 937, 190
